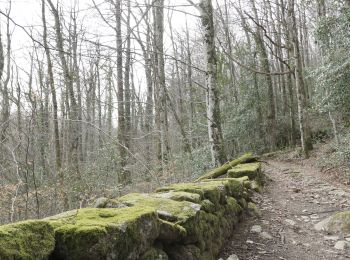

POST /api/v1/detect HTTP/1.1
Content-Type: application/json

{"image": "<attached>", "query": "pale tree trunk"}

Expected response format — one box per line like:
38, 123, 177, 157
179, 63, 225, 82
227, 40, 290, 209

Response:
185, 18, 195, 149
70, 9, 84, 162
42, 0, 63, 211
236, 6, 266, 148
1, 5, 11, 142
106, 63, 113, 136
317, 0, 326, 17
133, 9, 153, 161
281, 0, 297, 146
250, 0, 277, 151
114, 0, 129, 183
47, 0, 80, 182
124, 0, 132, 152
198, 0, 226, 166
154, 0, 171, 163
168, 16, 192, 154
218, 0, 238, 103
346, 0, 350, 8
0, 25, 3, 81
288, 0, 312, 158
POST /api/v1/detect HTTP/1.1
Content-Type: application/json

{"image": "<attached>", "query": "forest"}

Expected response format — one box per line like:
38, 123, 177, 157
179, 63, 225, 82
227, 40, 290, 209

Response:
0, 0, 349, 225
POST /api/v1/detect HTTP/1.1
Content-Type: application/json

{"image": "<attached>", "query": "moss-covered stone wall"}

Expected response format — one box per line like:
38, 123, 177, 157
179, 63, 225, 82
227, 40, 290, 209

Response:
0, 158, 262, 260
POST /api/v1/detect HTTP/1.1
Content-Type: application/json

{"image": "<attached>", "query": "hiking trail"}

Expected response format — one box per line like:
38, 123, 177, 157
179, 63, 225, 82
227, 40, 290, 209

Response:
219, 158, 350, 260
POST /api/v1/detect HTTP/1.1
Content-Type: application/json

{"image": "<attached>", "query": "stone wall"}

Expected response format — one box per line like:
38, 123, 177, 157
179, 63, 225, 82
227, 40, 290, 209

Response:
0, 157, 263, 260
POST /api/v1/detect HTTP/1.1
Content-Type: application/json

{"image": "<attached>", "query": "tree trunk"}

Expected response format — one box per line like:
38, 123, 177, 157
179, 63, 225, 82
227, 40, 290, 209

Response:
250, 0, 277, 151
42, 0, 65, 210
198, 0, 226, 166
47, 0, 80, 183
154, 0, 171, 163
288, 0, 312, 158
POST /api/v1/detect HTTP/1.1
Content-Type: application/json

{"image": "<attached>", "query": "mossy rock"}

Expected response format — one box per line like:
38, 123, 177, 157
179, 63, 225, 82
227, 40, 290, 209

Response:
251, 180, 263, 193
238, 198, 248, 209
195, 153, 256, 181
0, 220, 55, 260
158, 219, 187, 242
47, 207, 159, 260
156, 179, 244, 205
203, 179, 245, 199
139, 247, 168, 260
227, 162, 261, 180
327, 211, 350, 234
225, 197, 243, 217
200, 199, 216, 213
165, 244, 201, 260
116, 193, 201, 222
153, 191, 202, 203
116, 193, 205, 243
247, 202, 261, 218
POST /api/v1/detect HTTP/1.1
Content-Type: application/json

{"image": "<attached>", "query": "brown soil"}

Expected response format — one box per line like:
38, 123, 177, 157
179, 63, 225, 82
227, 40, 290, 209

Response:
219, 158, 350, 260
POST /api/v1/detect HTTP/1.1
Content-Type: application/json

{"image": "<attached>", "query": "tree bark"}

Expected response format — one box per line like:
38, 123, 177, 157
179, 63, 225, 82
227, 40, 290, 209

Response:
198, 0, 226, 166
288, 0, 312, 158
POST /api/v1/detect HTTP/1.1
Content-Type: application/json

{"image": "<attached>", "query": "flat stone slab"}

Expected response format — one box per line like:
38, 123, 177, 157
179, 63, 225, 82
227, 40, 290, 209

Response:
227, 162, 261, 180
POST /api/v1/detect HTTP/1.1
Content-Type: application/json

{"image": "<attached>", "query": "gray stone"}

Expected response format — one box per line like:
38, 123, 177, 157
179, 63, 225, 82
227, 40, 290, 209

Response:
301, 216, 310, 222
250, 225, 262, 233
227, 254, 239, 260
260, 231, 273, 239
327, 211, 350, 234
93, 197, 108, 208
324, 235, 339, 241
285, 219, 296, 226
334, 241, 350, 250
329, 190, 346, 197
314, 217, 331, 232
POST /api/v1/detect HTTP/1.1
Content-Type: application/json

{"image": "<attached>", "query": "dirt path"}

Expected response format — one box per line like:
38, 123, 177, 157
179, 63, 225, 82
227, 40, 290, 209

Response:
219, 159, 350, 260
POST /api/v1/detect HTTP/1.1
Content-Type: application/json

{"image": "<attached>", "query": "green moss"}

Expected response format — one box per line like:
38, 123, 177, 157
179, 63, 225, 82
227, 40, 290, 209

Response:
0, 220, 55, 260
225, 197, 243, 216
159, 219, 187, 242
200, 199, 216, 213
157, 182, 221, 205
157, 179, 244, 204
154, 191, 202, 203
238, 198, 248, 209
251, 180, 263, 193
196, 153, 255, 181
201, 176, 249, 182
327, 211, 350, 233
227, 162, 261, 179
202, 179, 244, 199
48, 207, 159, 260
247, 202, 262, 218
117, 193, 201, 222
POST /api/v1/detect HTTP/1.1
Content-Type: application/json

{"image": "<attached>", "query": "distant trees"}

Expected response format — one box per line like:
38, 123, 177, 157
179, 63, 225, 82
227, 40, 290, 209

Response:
1, 0, 350, 223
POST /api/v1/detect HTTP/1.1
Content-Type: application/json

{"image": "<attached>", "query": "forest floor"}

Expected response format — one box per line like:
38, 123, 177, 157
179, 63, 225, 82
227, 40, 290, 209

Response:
219, 151, 350, 260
